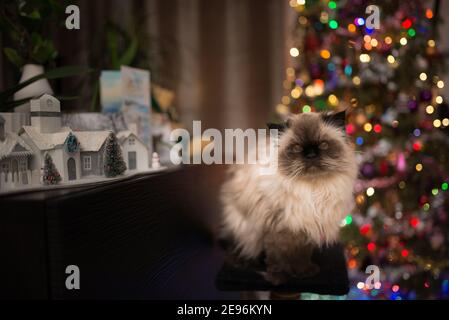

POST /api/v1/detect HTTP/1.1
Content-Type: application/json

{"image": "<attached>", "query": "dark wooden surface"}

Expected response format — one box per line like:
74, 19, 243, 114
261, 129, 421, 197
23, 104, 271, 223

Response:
0, 165, 238, 299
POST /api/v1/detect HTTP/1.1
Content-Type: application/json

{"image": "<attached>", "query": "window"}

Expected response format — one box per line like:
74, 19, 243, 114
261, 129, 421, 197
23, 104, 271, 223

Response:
2, 163, 9, 172
83, 156, 92, 170
19, 159, 27, 171
129, 138, 135, 145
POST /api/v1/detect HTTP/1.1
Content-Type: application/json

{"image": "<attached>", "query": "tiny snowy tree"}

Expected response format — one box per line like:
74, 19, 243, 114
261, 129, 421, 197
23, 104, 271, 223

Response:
103, 132, 127, 177
42, 153, 61, 185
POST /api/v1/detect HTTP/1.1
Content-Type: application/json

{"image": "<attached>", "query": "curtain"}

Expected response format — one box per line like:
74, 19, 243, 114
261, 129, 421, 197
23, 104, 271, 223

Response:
0, 0, 295, 131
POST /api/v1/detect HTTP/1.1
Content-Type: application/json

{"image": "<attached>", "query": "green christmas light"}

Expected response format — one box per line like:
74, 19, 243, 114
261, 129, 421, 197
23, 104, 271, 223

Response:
442, 182, 449, 191
328, 1, 337, 9
345, 215, 353, 225
316, 99, 326, 109
432, 188, 439, 196
329, 20, 339, 29
302, 105, 312, 113
423, 203, 430, 211
407, 28, 416, 37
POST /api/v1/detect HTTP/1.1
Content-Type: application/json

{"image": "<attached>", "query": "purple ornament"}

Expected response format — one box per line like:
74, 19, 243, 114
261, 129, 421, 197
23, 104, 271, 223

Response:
420, 89, 432, 102
295, 79, 304, 87
407, 100, 418, 111
361, 163, 375, 178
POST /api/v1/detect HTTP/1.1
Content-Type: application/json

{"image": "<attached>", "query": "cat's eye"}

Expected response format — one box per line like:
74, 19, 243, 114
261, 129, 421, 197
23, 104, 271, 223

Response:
319, 141, 329, 150
291, 145, 302, 153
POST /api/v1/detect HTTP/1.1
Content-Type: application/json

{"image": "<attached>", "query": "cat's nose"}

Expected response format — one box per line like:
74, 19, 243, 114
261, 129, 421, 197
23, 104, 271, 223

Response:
304, 146, 319, 159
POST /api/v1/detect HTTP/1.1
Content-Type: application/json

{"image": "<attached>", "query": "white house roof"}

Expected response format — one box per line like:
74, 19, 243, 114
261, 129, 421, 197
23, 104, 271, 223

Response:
0, 132, 33, 160
73, 131, 111, 152
20, 126, 111, 152
20, 126, 72, 151
117, 130, 145, 145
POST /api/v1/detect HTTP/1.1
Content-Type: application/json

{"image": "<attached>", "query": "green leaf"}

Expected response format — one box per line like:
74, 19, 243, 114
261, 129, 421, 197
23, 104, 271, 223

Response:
25, 10, 41, 19
0, 66, 92, 102
3, 47, 25, 68
30, 38, 58, 64
119, 37, 138, 67
107, 29, 119, 69
90, 80, 100, 112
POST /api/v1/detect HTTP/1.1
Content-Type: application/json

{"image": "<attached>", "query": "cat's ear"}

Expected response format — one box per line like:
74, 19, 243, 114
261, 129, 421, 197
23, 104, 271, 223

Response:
322, 109, 346, 131
266, 122, 287, 132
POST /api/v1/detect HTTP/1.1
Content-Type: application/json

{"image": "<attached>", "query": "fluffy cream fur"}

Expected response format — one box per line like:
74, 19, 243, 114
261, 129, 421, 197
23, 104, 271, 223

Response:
220, 113, 358, 260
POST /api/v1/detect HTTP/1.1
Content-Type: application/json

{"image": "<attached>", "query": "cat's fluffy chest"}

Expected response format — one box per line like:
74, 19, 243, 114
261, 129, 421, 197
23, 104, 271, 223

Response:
251, 166, 353, 245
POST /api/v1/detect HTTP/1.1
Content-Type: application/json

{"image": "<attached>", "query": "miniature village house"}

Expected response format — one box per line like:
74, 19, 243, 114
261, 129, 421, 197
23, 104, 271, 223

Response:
0, 115, 34, 187
0, 94, 150, 191
117, 124, 149, 171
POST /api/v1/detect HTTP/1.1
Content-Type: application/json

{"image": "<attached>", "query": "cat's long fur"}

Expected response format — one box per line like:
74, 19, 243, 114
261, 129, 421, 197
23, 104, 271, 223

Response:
220, 112, 358, 281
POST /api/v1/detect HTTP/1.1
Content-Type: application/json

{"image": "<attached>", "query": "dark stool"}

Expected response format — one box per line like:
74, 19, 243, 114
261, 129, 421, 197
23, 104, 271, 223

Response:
215, 243, 349, 300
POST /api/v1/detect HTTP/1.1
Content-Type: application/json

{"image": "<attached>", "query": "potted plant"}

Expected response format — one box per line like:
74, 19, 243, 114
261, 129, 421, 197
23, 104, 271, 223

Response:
0, 0, 85, 111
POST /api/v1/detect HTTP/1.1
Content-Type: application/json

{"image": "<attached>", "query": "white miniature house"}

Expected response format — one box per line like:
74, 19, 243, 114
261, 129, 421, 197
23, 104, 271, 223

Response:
117, 124, 149, 171
0, 94, 150, 192
0, 115, 34, 189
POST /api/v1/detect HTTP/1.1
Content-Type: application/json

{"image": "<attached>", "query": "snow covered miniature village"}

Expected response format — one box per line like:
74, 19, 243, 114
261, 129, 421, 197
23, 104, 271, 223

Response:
0, 94, 162, 193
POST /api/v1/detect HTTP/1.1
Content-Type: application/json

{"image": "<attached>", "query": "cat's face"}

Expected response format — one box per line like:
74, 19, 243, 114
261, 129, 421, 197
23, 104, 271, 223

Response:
276, 111, 354, 179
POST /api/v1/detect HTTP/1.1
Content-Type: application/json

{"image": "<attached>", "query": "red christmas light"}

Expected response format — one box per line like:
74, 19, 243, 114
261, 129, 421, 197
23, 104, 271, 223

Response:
360, 224, 372, 235
410, 217, 420, 228
413, 141, 422, 151
373, 124, 382, 133
346, 123, 355, 135
402, 19, 412, 29
367, 242, 376, 251
401, 249, 410, 257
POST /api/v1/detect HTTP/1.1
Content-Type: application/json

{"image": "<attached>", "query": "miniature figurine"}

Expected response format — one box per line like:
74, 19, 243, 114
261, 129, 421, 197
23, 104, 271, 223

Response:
152, 152, 161, 169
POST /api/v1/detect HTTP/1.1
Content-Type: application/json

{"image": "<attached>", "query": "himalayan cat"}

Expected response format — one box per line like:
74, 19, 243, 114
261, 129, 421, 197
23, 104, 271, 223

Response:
219, 110, 358, 285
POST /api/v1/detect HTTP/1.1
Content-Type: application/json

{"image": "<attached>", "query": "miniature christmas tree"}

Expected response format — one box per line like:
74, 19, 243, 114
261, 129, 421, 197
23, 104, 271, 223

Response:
42, 153, 61, 185
103, 132, 127, 177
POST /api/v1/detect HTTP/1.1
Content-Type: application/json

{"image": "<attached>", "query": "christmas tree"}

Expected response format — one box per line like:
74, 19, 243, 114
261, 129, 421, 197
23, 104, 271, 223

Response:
277, 0, 449, 299
42, 153, 61, 185
103, 132, 127, 177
